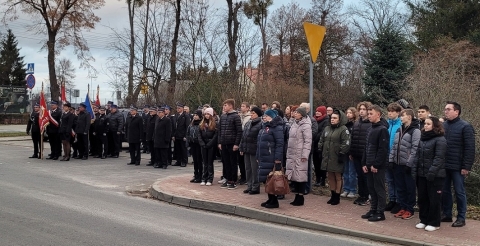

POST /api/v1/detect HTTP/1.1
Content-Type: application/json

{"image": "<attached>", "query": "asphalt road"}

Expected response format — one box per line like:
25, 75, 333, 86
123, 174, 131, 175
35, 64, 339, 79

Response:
0, 140, 385, 246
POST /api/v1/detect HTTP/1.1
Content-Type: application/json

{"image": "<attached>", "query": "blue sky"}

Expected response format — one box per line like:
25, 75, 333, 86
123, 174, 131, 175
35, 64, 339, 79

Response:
0, 0, 356, 104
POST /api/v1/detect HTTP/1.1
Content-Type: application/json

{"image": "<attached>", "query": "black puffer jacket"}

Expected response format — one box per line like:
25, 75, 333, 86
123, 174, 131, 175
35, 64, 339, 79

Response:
187, 120, 201, 144
414, 132, 447, 178
313, 117, 329, 154
239, 117, 262, 155
350, 118, 371, 159
361, 121, 389, 169
107, 111, 124, 133
443, 117, 476, 171
198, 122, 218, 148
218, 111, 243, 146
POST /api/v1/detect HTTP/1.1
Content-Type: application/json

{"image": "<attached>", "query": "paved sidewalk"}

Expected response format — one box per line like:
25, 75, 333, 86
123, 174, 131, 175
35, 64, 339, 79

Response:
150, 173, 480, 246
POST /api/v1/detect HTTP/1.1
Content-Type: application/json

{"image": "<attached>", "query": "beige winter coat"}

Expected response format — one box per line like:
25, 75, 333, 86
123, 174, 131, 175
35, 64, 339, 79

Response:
285, 117, 312, 182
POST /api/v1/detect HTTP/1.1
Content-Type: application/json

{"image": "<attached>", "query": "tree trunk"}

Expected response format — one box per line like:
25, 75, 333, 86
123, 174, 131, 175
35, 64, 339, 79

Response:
142, 0, 150, 86
169, 0, 181, 104
227, 0, 241, 89
47, 31, 59, 100
126, 0, 136, 106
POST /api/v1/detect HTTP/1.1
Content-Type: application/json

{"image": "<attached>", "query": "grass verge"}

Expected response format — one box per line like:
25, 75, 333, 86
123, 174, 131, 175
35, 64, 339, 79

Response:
0, 132, 27, 138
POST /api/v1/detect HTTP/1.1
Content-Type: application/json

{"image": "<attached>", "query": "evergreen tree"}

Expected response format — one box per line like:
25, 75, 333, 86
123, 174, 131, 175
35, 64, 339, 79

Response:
0, 29, 27, 86
362, 26, 413, 107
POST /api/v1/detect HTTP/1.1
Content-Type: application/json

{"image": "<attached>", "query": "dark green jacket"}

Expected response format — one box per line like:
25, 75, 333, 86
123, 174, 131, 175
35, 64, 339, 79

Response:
319, 110, 351, 173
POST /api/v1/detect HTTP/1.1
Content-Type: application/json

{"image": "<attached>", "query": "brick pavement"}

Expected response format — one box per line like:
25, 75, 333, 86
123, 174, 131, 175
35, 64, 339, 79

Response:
152, 172, 480, 246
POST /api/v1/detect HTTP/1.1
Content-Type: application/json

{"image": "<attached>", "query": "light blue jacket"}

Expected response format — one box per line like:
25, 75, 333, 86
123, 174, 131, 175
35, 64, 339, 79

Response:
388, 118, 402, 150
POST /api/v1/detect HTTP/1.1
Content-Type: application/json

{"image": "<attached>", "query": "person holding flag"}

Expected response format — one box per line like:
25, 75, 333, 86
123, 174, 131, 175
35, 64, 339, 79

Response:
38, 83, 58, 159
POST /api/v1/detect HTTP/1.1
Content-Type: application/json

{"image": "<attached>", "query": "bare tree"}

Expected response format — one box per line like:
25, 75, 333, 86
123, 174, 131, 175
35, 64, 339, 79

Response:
2, 0, 105, 100
56, 58, 76, 88
226, 0, 242, 81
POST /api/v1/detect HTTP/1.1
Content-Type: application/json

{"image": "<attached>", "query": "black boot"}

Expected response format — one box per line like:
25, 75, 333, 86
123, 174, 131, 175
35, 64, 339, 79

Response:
291, 194, 304, 206
261, 194, 273, 207
331, 192, 340, 205
265, 194, 279, 209
327, 190, 334, 204
290, 194, 300, 205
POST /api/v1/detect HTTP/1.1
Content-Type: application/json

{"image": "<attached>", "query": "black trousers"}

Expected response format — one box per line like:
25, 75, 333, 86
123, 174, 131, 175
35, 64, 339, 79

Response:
155, 148, 168, 166
366, 168, 387, 213
142, 132, 148, 151
174, 139, 188, 164
201, 146, 215, 182
98, 134, 108, 157
108, 132, 121, 156
148, 141, 155, 163
418, 177, 444, 227
129, 142, 141, 164
190, 143, 202, 180
167, 140, 172, 164
238, 152, 246, 181
31, 132, 41, 156
77, 133, 89, 158
353, 157, 369, 199
48, 132, 62, 157
221, 144, 238, 183
313, 150, 326, 184
89, 131, 98, 155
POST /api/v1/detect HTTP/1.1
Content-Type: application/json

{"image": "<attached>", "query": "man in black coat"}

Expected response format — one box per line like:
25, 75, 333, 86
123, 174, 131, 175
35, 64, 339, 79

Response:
146, 107, 157, 166
74, 103, 91, 160
154, 107, 172, 169
46, 100, 62, 160
89, 105, 100, 157
26, 103, 41, 159
172, 103, 190, 167
127, 107, 143, 165
59, 102, 75, 161
107, 105, 124, 158
142, 105, 150, 153
165, 105, 174, 165
94, 106, 109, 159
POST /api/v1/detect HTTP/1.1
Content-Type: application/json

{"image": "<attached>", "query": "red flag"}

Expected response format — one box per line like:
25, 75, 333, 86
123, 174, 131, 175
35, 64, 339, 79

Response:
39, 90, 51, 134
61, 82, 67, 104
95, 85, 100, 106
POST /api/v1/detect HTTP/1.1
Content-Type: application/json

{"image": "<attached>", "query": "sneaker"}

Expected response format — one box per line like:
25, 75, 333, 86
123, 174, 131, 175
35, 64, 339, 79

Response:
394, 209, 406, 218
425, 225, 440, 232
391, 203, 402, 214
200, 181, 206, 186
441, 215, 453, 222
361, 210, 375, 219
355, 197, 368, 206
401, 211, 414, 220
217, 178, 227, 184
220, 182, 228, 188
385, 201, 396, 211
238, 179, 246, 185
206, 182, 212, 186
340, 191, 348, 197
227, 183, 237, 190
347, 193, 356, 198
416, 223, 426, 229
368, 213, 386, 222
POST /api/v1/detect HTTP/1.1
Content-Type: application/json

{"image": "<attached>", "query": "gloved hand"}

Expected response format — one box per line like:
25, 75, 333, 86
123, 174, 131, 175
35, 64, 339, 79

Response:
426, 173, 435, 182
405, 166, 412, 175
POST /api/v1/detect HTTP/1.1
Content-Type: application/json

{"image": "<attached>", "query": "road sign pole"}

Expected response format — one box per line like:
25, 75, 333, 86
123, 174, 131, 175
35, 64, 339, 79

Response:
309, 60, 313, 117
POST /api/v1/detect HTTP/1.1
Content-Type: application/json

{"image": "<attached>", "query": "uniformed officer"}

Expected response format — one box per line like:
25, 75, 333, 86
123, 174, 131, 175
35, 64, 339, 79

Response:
59, 102, 75, 161
94, 106, 109, 159
46, 100, 62, 160
26, 102, 41, 159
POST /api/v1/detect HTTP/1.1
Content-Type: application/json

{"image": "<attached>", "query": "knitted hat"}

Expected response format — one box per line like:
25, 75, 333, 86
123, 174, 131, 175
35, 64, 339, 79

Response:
250, 107, 263, 117
204, 107, 214, 116
264, 109, 278, 119
194, 109, 203, 118
316, 106, 327, 115
296, 107, 307, 117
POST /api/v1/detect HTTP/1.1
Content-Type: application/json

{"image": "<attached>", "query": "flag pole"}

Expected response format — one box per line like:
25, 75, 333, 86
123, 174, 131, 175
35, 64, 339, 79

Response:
40, 82, 44, 160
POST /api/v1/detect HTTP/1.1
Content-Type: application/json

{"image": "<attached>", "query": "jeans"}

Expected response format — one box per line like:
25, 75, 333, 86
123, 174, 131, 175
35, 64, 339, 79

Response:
343, 159, 357, 193
385, 165, 397, 202
442, 169, 467, 221
394, 165, 416, 213
418, 177, 444, 227
367, 168, 386, 213
244, 153, 259, 191
353, 157, 369, 199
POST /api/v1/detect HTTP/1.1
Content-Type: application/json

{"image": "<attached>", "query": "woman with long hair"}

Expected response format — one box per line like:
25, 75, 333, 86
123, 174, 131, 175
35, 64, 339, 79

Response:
414, 116, 447, 231
198, 108, 217, 186
341, 107, 358, 197
187, 110, 203, 183
319, 109, 351, 205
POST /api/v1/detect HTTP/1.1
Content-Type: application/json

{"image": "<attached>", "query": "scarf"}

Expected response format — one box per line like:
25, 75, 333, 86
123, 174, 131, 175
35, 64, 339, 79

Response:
421, 130, 438, 141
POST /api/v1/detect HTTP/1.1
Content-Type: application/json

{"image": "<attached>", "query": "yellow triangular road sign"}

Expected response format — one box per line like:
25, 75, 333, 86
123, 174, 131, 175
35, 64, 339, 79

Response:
303, 22, 326, 63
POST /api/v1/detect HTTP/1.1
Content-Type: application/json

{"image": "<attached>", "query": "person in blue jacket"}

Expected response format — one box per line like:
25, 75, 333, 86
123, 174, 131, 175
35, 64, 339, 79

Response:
385, 102, 403, 213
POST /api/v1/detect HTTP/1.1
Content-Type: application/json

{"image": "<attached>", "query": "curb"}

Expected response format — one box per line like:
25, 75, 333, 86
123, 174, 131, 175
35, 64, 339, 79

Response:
150, 181, 439, 246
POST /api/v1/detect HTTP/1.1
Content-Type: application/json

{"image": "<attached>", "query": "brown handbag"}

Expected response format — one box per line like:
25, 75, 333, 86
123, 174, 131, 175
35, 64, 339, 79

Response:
265, 165, 290, 195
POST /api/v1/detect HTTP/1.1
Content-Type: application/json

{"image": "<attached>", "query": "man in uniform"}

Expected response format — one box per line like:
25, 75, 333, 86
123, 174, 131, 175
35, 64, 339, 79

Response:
46, 100, 62, 160
146, 107, 158, 166
142, 105, 150, 153
74, 103, 91, 160
27, 102, 41, 159
164, 105, 174, 165
107, 104, 124, 158
127, 106, 143, 165
154, 107, 172, 169
172, 102, 190, 167
94, 106, 109, 159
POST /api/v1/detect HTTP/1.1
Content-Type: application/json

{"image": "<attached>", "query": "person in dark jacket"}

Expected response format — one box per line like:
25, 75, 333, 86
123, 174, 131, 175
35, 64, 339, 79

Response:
71, 107, 79, 158
89, 105, 99, 157
165, 105, 174, 165
187, 110, 203, 183
313, 106, 329, 187
127, 107, 143, 165
239, 107, 263, 194
217, 99, 243, 189
417, 105, 431, 130
198, 107, 218, 185
385, 102, 403, 213
146, 107, 158, 166
414, 116, 447, 232
154, 107, 172, 169
341, 107, 358, 198
361, 105, 389, 222
107, 105, 124, 158
27, 103, 41, 159
94, 107, 109, 159
441, 101, 475, 227
46, 100, 62, 160
172, 103, 190, 167
59, 103, 75, 161
389, 109, 420, 220
319, 109, 350, 205
257, 109, 284, 209
74, 103, 91, 160
350, 101, 373, 206
142, 105, 150, 153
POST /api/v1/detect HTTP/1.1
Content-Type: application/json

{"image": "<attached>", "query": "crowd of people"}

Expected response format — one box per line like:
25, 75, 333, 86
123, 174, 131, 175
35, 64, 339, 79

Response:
26, 98, 475, 232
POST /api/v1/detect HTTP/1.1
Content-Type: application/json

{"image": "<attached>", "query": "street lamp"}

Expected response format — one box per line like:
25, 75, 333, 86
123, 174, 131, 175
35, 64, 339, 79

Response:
90, 76, 97, 96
